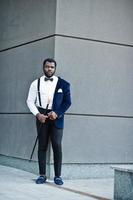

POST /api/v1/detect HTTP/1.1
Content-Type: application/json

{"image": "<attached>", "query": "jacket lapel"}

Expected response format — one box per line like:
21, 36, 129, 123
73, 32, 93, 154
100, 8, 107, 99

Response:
54, 77, 61, 93
52, 77, 61, 109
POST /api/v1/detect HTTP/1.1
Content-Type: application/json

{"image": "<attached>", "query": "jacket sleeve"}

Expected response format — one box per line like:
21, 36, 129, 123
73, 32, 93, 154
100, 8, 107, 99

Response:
53, 83, 71, 118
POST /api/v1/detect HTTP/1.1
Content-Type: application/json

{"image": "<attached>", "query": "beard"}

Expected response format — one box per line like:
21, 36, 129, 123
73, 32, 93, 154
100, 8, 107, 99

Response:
44, 70, 55, 78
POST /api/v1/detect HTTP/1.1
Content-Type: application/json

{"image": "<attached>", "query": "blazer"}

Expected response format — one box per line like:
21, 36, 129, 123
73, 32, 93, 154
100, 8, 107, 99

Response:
52, 77, 71, 129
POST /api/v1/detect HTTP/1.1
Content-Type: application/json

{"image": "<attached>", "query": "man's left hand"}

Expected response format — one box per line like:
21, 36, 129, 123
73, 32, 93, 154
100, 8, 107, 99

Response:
48, 111, 57, 120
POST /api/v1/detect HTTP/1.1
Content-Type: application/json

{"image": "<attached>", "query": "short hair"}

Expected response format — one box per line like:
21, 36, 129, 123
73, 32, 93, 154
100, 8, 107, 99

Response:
43, 58, 57, 68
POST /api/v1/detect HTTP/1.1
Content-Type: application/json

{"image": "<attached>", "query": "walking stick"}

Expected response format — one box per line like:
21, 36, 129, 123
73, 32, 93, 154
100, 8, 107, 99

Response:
29, 127, 40, 162
29, 101, 50, 162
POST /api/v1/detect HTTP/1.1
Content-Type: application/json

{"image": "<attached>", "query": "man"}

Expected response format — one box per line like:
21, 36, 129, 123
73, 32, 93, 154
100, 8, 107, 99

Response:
27, 58, 71, 185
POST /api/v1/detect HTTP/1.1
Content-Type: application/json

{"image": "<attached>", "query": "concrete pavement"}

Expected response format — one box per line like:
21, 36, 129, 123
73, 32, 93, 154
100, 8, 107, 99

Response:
0, 165, 114, 200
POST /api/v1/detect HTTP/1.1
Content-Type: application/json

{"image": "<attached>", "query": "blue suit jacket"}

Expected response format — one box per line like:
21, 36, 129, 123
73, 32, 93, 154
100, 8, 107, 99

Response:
52, 77, 71, 129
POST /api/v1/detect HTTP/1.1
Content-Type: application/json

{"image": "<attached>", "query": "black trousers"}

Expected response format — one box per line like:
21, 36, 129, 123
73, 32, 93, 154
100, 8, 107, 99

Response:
36, 109, 63, 177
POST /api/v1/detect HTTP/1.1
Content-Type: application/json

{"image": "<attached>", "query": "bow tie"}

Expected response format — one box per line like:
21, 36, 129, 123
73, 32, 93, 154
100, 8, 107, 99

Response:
44, 77, 53, 81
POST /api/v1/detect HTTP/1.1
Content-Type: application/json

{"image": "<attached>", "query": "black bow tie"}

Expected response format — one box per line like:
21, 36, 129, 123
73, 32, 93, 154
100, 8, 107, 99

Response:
44, 77, 53, 81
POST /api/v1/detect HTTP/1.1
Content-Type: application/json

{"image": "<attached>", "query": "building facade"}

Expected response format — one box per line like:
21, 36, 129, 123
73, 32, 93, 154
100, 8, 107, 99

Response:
0, 0, 133, 179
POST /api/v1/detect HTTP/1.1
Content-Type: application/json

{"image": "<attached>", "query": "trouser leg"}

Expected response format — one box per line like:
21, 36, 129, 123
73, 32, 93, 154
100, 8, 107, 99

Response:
36, 120, 49, 175
50, 125, 63, 177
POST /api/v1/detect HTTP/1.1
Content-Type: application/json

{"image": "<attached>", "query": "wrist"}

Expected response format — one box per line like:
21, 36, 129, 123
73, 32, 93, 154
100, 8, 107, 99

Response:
36, 113, 41, 120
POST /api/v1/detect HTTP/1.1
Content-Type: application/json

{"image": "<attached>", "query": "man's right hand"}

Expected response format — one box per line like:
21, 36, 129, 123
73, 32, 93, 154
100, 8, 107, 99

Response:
36, 113, 48, 123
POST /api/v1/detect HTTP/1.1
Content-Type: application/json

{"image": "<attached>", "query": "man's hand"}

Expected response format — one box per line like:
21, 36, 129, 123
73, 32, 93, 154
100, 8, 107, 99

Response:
48, 111, 57, 120
36, 113, 48, 123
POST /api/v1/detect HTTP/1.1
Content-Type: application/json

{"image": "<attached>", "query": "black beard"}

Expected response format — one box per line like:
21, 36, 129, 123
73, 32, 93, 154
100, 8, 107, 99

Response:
44, 73, 54, 78
44, 71, 55, 78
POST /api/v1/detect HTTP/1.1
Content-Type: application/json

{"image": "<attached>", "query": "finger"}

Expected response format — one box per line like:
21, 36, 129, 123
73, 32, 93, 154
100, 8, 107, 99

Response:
48, 113, 52, 117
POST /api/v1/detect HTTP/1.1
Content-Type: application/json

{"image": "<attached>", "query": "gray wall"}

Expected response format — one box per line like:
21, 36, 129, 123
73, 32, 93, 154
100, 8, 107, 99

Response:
0, 0, 56, 160
0, 0, 56, 50
56, 0, 133, 45
54, 0, 133, 164
0, 0, 133, 177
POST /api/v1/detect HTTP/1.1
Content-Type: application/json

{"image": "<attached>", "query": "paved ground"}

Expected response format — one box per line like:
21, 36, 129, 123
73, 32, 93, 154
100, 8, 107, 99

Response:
0, 165, 114, 200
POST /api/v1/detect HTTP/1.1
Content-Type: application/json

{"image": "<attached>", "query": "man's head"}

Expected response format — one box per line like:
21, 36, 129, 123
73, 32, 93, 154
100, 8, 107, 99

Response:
43, 58, 57, 78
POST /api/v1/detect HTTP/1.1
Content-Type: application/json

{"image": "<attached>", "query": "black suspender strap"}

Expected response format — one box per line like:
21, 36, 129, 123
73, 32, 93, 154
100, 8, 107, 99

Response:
37, 78, 42, 107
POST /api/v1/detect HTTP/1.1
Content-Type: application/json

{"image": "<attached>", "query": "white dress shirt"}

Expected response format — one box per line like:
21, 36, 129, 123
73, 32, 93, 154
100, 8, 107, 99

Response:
27, 75, 58, 116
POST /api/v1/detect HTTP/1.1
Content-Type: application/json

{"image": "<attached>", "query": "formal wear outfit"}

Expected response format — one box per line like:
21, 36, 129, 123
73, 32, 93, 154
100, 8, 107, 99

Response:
27, 75, 71, 177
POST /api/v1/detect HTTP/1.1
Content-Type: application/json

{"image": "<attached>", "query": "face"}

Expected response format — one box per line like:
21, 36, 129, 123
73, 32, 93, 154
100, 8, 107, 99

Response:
43, 61, 56, 77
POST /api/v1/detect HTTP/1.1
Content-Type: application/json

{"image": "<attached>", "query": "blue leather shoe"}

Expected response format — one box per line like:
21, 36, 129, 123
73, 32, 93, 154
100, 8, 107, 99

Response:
36, 175, 47, 184
54, 176, 64, 185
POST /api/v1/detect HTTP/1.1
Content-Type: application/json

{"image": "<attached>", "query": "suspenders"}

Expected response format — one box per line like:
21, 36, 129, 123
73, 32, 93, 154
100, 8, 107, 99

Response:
37, 78, 42, 107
